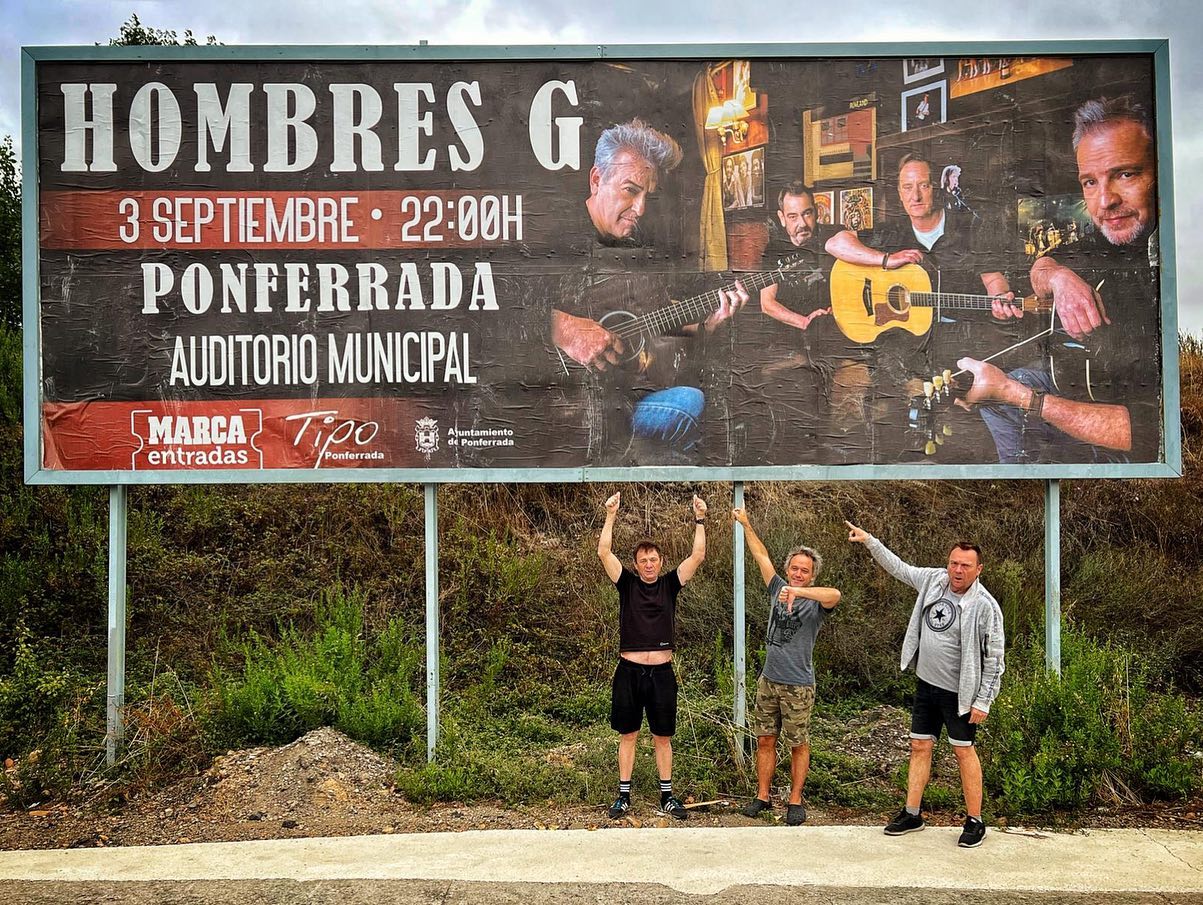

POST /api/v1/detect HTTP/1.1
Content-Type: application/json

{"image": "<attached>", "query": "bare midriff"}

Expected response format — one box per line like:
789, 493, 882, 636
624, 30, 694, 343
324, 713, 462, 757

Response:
620, 650, 673, 665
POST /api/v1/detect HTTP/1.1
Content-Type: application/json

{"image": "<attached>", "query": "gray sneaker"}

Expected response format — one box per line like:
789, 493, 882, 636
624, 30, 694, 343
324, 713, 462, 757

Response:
786, 803, 807, 826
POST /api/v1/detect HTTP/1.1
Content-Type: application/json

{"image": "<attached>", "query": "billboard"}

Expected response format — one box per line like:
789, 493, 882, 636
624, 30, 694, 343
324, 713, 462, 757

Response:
23, 43, 1180, 483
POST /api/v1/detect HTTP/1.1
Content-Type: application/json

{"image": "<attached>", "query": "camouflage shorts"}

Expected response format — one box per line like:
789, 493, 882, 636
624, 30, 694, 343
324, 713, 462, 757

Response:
750, 676, 816, 748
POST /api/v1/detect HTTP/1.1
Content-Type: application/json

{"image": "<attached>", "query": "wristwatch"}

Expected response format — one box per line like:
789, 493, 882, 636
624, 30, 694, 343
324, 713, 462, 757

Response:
695, 518, 707, 525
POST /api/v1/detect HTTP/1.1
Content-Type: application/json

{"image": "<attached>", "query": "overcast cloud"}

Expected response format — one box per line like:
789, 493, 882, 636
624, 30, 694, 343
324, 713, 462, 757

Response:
1, 0, 1198, 334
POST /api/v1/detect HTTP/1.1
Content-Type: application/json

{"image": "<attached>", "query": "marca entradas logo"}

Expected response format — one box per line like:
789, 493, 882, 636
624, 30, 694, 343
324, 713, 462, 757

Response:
130, 407, 264, 469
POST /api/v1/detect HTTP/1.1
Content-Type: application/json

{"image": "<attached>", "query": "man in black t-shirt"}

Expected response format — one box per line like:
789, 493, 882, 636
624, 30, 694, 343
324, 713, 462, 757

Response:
820, 154, 1020, 463
597, 490, 708, 820
960, 95, 1162, 463
736, 182, 844, 464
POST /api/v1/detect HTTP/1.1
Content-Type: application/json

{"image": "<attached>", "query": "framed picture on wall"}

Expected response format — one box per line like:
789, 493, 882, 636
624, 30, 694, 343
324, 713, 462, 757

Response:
1018, 194, 1091, 261
803, 98, 877, 184
721, 147, 764, 211
903, 58, 944, 84
839, 187, 873, 230
814, 190, 835, 225
951, 57, 1073, 98
901, 81, 947, 132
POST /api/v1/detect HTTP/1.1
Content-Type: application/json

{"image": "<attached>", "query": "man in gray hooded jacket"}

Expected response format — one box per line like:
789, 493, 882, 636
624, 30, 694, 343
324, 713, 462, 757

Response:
846, 520, 1005, 849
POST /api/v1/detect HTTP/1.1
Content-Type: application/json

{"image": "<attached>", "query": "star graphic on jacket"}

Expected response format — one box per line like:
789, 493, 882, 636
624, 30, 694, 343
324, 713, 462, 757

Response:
932, 605, 950, 627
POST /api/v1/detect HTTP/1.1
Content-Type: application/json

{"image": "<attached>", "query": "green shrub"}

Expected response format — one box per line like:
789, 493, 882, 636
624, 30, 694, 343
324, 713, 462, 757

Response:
0, 622, 79, 749
210, 585, 423, 753
396, 748, 590, 805
983, 630, 1203, 814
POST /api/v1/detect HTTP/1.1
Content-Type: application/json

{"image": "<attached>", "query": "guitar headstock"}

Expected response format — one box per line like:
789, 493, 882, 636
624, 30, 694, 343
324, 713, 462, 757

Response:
907, 368, 960, 456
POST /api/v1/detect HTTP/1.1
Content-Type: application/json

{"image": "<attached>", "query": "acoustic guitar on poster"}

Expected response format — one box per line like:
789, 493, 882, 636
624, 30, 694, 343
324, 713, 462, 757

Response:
554, 255, 819, 379
906, 294, 1114, 457
828, 260, 1052, 344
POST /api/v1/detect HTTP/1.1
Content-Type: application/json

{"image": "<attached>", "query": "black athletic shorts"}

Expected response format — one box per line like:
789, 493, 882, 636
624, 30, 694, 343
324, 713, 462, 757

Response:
910, 676, 977, 747
610, 658, 677, 736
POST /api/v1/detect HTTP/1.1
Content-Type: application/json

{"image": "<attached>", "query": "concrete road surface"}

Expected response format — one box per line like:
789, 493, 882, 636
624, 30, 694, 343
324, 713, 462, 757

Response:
1, 824, 1201, 904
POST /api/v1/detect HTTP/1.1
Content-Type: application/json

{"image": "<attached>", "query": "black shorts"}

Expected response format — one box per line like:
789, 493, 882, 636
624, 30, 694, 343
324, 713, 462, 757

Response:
910, 677, 977, 747
610, 658, 677, 736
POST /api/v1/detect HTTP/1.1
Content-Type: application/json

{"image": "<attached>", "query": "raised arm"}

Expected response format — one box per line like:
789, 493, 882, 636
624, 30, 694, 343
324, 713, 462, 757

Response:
732, 507, 777, 586
845, 520, 933, 590
597, 492, 623, 583
676, 495, 708, 584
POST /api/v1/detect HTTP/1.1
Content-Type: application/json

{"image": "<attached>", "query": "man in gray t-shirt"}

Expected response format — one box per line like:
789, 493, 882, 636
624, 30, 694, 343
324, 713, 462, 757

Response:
733, 508, 841, 826
917, 590, 966, 692
846, 521, 1005, 849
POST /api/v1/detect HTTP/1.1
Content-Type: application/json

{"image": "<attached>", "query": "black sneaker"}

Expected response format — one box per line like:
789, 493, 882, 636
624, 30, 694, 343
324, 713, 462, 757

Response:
883, 807, 925, 835
958, 816, 986, 848
786, 803, 807, 826
607, 796, 630, 820
740, 798, 772, 818
660, 796, 688, 820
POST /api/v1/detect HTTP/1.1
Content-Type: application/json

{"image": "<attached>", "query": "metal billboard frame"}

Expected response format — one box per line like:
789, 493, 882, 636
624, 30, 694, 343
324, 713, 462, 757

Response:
22, 40, 1181, 485
20, 40, 1178, 762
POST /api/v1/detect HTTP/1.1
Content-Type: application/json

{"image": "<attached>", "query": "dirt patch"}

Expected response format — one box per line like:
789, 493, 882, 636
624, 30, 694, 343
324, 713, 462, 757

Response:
1, 718, 1200, 851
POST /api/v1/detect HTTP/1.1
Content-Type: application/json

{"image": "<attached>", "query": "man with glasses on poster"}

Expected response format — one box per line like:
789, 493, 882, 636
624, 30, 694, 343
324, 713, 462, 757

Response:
957, 95, 1161, 463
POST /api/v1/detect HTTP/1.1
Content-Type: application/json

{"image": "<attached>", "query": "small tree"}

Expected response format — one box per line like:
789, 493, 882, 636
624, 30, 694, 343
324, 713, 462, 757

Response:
107, 13, 218, 47
0, 137, 19, 330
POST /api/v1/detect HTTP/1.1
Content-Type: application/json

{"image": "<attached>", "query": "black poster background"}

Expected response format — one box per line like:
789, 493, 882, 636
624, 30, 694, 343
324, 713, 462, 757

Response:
34, 54, 1165, 471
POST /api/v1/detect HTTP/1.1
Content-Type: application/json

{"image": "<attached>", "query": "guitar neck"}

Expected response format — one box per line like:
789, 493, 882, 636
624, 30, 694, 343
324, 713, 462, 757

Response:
631, 268, 790, 338
910, 291, 1045, 312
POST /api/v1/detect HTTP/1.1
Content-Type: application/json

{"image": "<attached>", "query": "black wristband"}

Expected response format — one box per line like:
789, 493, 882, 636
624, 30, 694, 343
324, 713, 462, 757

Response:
695, 518, 707, 525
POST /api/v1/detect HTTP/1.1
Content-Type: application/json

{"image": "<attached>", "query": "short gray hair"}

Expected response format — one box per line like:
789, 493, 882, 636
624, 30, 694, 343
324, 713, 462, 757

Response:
1072, 95, 1153, 149
594, 119, 683, 181
782, 545, 822, 578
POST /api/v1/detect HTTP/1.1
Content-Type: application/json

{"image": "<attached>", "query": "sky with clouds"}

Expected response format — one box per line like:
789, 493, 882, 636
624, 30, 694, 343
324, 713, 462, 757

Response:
2, 0, 1199, 334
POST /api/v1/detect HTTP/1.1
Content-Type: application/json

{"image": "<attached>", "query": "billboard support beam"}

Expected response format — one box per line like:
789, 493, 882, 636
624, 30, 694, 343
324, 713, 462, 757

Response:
1045, 479, 1062, 674
733, 481, 746, 760
105, 484, 128, 767
425, 483, 440, 762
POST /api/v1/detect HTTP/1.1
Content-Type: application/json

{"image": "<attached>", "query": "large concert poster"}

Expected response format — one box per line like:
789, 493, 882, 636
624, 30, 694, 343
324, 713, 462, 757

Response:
29, 50, 1169, 479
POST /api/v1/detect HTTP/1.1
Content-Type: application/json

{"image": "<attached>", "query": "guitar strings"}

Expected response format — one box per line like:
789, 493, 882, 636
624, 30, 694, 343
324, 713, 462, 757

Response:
598, 268, 792, 341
